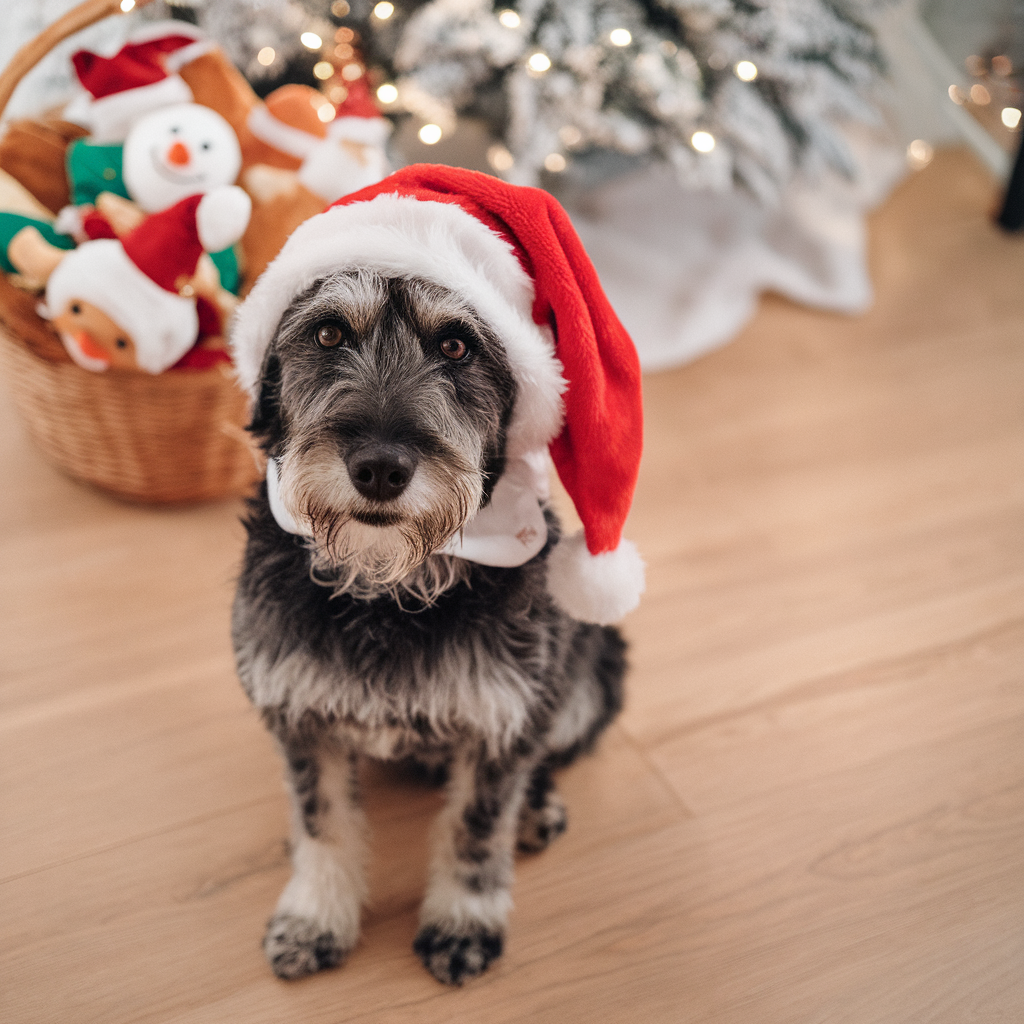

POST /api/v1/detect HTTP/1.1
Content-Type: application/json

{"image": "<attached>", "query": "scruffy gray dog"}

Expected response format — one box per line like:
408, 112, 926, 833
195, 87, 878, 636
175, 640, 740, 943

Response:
232, 271, 625, 984
228, 167, 644, 986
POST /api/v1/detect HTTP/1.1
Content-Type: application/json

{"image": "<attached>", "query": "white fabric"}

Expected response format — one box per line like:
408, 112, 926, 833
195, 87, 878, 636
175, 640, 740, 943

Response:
266, 452, 550, 569
567, 126, 906, 371
62, 75, 194, 144
246, 105, 322, 160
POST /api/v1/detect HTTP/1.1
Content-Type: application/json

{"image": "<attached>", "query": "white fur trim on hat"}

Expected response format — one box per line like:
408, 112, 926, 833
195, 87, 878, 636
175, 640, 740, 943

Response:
63, 75, 194, 144
246, 105, 321, 160
545, 532, 645, 625
231, 193, 566, 457
197, 186, 252, 253
44, 240, 198, 374
327, 115, 392, 146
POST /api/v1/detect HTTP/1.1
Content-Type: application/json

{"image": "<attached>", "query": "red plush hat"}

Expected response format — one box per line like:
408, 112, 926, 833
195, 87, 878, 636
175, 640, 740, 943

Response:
65, 23, 211, 142
232, 164, 644, 623
328, 78, 392, 146
45, 186, 250, 374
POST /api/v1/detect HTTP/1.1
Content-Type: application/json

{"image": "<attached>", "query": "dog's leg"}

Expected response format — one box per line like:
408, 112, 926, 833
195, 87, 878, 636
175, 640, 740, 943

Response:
516, 762, 568, 853
414, 746, 534, 985
263, 735, 367, 980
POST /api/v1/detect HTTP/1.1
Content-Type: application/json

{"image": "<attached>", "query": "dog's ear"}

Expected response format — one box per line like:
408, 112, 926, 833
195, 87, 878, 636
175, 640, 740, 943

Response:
248, 349, 285, 452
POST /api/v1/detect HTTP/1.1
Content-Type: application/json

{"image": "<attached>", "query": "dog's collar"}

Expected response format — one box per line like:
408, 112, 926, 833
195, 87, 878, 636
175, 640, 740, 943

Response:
265, 453, 549, 568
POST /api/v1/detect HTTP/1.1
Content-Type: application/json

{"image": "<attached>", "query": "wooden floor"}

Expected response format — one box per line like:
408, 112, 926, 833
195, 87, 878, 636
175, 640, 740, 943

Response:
2, 147, 1023, 1023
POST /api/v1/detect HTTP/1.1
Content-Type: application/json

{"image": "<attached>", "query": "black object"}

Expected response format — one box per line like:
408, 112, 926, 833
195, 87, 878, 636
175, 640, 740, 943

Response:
997, 131, 1024, 231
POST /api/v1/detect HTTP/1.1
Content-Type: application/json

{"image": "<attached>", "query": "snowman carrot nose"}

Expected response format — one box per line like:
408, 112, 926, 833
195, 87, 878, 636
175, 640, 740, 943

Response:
167, 141, 191, 166
74, 331, 110, 364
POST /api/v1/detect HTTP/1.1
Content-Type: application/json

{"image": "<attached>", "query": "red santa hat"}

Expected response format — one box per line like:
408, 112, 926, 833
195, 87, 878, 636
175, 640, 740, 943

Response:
64, 23, 213, 143
45, 185, 251, 374
231, 164, 644, 623
327, 78, 392, 146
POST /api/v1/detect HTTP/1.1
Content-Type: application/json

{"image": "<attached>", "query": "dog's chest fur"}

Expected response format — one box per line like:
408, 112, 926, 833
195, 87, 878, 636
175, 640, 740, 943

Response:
233, 497, 569, 757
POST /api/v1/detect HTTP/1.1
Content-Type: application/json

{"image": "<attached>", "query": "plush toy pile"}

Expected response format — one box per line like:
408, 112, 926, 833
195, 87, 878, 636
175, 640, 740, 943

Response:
0, 21, 392, 375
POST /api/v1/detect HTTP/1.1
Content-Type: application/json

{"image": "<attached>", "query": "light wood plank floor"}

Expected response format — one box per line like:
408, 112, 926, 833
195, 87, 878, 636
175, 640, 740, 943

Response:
2, 147, 1022, 1023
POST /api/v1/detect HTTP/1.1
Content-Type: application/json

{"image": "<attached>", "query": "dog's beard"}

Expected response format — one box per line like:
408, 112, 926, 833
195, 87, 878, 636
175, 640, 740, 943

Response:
277, 445, 481, 600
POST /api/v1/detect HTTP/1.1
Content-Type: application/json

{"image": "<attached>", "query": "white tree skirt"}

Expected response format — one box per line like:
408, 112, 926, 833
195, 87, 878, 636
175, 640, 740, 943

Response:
568, 127, 907, 372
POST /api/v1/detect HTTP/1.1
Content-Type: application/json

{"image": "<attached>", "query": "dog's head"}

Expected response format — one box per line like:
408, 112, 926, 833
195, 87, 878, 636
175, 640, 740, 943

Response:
249, 270, 518, 587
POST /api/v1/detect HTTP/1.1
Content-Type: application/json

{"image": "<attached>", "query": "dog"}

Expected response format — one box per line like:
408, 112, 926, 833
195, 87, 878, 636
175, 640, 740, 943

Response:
228, 165, 644, 985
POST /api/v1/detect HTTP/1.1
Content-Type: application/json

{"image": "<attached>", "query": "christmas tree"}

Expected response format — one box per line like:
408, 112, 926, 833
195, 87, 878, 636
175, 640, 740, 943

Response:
380, 0, 889, 201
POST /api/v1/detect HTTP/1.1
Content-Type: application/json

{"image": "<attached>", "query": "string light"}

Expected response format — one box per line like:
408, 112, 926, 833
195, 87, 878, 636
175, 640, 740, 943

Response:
609, 29, 632, 47
691, 131, 715, 153
1003, 107, 1022, 129
331, 0, 351, 16
341, 64, 363, 81
735, 60, 757, 81
257, 47, 276, 67
377, 83, 399, 104
527, 52, 551, 74
313, 61, 335, 80
906, 139, 933, 169
992, 55, 1013, 76
488, 144, 515, 171
329, 85, 348, 104
419, 124, 443, 144
970, 84, 991, 105
119, 0, 135, 11
948, 84, 965, 105
301, 32, 323, 50
544, 153, 567, 172
498, 10, 521, 28
373, 2, 395, 19
335, 44, 354, 60
335, 27, 355, 43
559, 125, 583, 147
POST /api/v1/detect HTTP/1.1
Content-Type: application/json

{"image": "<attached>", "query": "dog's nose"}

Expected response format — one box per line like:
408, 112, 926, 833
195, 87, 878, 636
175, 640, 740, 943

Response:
346, 444, 417, 502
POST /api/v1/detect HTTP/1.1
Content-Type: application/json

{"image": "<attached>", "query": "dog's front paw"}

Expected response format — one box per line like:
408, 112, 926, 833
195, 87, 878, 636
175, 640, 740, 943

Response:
517, 787, 567, 853
413, 924, 504, 985
264, 913, 350, 979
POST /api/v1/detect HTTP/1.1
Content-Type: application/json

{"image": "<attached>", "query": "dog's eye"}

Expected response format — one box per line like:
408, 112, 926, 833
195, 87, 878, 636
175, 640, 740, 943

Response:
314, 322, 345, 348
439, 337, 468, 361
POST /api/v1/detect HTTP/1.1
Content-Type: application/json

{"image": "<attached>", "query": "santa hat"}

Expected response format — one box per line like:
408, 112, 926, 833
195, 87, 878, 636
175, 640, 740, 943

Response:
245, 84, 330, 162
327, 78, 392, 147
231, 164, 644, 624
64, 23, 212, 143
46, 186, 250, 374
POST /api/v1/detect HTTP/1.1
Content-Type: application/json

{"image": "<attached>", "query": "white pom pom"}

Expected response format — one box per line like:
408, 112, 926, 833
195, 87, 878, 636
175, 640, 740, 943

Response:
546, 532, 645, 625
197, 186, 252, 252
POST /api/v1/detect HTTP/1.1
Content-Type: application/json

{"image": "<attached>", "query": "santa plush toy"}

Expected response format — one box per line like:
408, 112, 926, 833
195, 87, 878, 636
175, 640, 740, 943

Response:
231, 164, 644, 624
13, 184, 251, 374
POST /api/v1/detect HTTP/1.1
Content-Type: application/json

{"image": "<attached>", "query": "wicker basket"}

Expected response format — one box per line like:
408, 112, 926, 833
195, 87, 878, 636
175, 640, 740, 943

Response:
0, 0, 261, 503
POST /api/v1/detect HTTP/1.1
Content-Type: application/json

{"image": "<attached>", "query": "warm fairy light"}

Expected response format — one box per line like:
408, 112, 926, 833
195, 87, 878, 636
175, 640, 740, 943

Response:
335, 43, 354, 59
609, 29, 632, 47
488, 144, 515, 171
419, 123, 443, 144
329, 85, 348, 103
257, 47, 276, 66
559, 124, 583, 147
373, 2, 395, 19
527, 52, 552, 74
544, 153, 567, 172
660, 40, 678, 56
313, 61, 335, 80
301, 32, 323, 50
992, 54, 1013, 76
691, 130, 715, 153
341, 63, 363, 81
970, 83, 991, 105
1002, 107, 1022, 129
377, 83, 399, 104
335, 27, 355, 43
120, 0, 135, 12
498, 10, 521, 28
906, 139, 933, 169
735, 60, 758, 81
331, 0, 351, 16
948, 84, 965, 105
317, 103, 336, 123
707, 52, 727, 71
